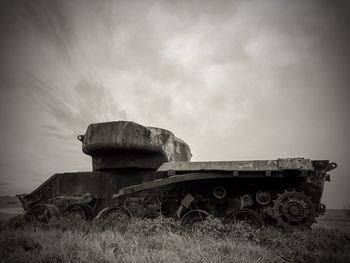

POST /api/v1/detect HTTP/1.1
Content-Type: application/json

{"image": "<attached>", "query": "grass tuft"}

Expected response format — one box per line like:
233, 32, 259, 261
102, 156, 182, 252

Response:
0, 215, 349, 263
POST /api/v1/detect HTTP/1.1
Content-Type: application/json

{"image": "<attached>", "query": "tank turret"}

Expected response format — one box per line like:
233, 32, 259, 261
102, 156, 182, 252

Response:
78, 121, 192, 170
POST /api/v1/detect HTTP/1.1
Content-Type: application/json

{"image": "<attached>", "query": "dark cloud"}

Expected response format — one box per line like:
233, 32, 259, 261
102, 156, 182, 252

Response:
0, 181, 8, 186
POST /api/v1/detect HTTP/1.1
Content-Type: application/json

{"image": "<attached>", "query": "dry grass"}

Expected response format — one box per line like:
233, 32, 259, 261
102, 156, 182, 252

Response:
0, 216, 350, 263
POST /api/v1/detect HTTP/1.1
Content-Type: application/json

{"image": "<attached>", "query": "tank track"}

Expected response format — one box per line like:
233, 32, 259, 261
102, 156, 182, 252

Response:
23, 187, 320, 231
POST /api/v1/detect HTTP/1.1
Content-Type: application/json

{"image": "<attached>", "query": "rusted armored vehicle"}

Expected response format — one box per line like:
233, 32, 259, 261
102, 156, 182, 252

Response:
19, 121, 337, 230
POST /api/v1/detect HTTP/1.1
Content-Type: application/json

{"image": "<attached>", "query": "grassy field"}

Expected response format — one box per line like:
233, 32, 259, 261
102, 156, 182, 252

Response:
0, 197, 349, 263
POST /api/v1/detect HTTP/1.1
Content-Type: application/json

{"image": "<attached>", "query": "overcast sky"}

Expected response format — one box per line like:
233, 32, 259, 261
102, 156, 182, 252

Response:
0, 0, 349, 208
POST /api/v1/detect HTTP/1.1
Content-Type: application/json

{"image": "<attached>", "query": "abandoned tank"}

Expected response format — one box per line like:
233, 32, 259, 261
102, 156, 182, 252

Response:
18, 121, 337, 230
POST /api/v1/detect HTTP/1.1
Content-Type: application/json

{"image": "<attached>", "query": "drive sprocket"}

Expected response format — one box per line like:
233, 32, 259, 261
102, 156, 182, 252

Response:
272, 190, 316, 231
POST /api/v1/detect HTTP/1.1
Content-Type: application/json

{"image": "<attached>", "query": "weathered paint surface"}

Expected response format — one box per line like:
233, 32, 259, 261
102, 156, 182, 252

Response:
157, 158, 314, 172
80, 121, 192, 170
115, 171, 288, 197
21, 170, 162, 208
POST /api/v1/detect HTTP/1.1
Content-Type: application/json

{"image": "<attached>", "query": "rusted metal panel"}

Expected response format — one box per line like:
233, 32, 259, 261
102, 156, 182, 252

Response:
311, 160, 337, 172
277, 158, 313, 170
157, 161, 277, 172
115, 173, 233, 197
157, 158, 314, 172
115, 171, 285, 197
23, 170, 162, 205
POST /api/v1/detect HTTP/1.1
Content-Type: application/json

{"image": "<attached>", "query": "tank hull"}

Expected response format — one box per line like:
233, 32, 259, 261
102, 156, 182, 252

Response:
19, 121, 337, 231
